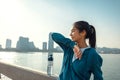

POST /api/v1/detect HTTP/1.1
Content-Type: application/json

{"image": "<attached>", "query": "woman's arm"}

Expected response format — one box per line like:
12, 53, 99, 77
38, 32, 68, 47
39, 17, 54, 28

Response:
51, 32, 75, 50
52, 32, 82, 59
92, 53, 103, 80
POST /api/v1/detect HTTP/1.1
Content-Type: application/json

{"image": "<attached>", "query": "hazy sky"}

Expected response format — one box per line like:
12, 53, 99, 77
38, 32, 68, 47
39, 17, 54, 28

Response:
0, 0, 120, 49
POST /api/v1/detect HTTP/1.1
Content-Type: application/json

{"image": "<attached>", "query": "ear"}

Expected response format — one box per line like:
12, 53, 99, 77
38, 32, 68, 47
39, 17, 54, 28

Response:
81, 30, 86, 37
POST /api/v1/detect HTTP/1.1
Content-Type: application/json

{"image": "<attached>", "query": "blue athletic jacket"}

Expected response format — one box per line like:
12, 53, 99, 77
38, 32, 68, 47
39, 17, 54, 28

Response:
51, 33, 103, 80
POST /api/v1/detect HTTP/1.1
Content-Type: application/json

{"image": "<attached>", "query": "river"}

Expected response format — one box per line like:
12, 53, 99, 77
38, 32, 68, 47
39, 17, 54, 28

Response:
0, 52, 120, 80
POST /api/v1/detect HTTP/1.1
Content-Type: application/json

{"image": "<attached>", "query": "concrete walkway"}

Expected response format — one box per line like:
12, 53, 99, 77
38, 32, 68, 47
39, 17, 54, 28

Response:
0, 61, 57, 80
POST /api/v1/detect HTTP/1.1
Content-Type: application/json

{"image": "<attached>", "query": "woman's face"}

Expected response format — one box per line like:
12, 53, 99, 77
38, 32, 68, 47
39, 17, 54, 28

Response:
70, 26, 82, 42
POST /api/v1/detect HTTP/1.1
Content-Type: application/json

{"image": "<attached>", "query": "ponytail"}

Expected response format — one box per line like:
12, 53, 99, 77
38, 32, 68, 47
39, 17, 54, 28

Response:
89, 25, 96, 48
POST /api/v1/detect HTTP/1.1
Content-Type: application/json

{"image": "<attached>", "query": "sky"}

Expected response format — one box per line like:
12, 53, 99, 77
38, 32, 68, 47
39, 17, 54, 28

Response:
0, 0, 120, 49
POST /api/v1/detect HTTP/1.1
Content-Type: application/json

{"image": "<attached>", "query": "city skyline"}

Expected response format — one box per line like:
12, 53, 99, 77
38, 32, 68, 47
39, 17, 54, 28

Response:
0, 0, 120, 48
0, 33, 63, 52
0, 35, 120, 54
0, 34, 120, 50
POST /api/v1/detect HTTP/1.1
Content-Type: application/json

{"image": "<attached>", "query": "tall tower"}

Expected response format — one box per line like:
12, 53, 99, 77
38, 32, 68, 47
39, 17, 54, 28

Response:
42, 42, 47, 51
48, 32, 54, 52
6, 39, 12, 49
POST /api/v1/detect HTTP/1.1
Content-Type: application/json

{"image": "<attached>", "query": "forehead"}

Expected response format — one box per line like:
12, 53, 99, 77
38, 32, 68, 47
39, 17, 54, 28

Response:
71, 27, 78, 31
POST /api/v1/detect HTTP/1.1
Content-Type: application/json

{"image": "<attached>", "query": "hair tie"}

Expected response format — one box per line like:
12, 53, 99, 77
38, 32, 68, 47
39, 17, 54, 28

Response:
89, 25, 94, 34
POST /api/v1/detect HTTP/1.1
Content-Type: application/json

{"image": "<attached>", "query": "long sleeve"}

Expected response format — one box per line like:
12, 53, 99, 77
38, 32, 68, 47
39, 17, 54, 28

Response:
51, 32, 75, 50
52, 33, 76, 80
92, 52, 103, 80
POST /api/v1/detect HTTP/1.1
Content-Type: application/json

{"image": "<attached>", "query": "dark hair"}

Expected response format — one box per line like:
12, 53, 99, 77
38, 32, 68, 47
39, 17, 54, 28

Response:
74, 21, 96, 48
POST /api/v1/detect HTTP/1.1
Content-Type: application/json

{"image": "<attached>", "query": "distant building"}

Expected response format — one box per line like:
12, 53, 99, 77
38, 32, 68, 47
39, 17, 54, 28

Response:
29, 42, 36, 49
16, 36, 36, 51
0, 44, 2, 49
6, 39, 12, 49
48, 32, 54, 52
42, 42, 47, 51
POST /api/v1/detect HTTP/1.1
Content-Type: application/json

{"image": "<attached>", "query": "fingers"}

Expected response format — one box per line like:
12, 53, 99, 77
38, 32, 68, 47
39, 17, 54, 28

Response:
75, 51, 82, 59
73, 45, 82, 59
73, 45, 79, 53
74, 49, 82, 59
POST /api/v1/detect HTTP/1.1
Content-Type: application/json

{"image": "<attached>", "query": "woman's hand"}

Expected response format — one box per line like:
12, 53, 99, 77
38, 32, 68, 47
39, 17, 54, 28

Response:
73, 45, 82, 59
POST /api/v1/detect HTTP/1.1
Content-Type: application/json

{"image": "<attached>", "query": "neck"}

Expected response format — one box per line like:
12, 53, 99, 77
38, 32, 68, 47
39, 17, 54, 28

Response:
77, 40, 88, 48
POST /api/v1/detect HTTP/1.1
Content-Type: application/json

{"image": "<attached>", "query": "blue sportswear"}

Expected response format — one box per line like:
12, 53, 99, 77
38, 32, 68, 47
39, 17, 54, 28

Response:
52, 33, 103, 80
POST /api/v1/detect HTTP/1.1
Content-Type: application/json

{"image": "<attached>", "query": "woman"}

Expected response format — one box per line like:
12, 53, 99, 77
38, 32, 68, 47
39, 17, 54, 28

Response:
52, 21, 103, 80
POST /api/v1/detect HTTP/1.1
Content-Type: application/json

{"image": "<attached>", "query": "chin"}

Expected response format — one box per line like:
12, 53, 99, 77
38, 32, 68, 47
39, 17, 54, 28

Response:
71, 37, 76, 41
72, 38, 75, 41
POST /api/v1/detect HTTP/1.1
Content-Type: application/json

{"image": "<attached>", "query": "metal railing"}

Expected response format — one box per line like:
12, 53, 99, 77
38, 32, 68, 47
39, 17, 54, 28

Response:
0, 61, 57, 80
